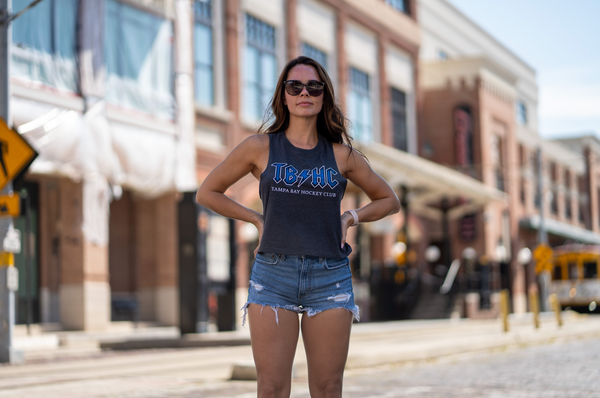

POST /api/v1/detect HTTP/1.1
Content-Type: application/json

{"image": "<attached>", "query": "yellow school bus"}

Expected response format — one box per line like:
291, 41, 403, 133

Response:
551, 244, 600, 308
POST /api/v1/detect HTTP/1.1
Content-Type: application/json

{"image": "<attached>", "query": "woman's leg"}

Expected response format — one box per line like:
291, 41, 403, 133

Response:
301, 309, 353, 398
248, 304, 300, 398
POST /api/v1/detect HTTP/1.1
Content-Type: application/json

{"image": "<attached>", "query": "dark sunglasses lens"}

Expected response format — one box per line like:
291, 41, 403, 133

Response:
307, 83, 324, 96
286, 81, 303, 95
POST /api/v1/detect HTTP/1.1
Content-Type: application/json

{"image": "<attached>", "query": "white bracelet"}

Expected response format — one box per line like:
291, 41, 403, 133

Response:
347, 210, 359, 227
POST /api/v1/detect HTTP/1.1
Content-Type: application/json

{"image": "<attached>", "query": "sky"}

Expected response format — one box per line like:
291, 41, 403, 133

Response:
446, 0, 600, 139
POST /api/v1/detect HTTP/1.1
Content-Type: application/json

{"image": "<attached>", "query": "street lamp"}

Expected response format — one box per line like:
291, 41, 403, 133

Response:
462, 247, 477, 261
425, 245, 441, 263
495, 245, 508, 262
517, 247, 532, 265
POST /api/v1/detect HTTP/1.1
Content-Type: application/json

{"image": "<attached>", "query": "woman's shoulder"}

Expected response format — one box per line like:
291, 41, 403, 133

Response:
331, 142, 358, 158
239, 133, 270, 151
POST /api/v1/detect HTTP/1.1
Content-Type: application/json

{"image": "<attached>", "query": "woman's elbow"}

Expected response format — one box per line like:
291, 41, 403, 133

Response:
195, 185, 208, 207
390, 195, 401, 215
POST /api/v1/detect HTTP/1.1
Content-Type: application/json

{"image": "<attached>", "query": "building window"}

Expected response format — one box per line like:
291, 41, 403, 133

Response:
348, 67, 373, 143
194, 0, 214, 106
578, 176, 586, 224
391, 87, 407, 151
564, 170, 571, 220
516, 100, 527, 125
11, 0, 80, 92
302, 43, 327, 70
385, 0, 410, 15
520, 179, 526, 205
105, 0, 175, 119
548, 163, 558, 215
244, 14, 277, 121
491, 135, 505, 192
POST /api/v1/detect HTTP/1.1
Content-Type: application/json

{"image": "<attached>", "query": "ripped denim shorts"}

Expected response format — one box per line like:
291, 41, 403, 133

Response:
242, 252, 360, 325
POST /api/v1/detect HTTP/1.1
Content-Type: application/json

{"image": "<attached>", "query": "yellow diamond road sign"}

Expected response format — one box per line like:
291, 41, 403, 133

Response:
0, 193, 20, 217
0, 118, 37, 192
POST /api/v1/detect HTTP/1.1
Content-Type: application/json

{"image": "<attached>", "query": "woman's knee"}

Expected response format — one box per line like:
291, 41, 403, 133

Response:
257, 380, 290, 398
312, 378, 343, 397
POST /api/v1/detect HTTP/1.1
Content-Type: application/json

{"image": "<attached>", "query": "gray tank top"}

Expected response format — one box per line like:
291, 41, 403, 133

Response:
257, 132, 352, 258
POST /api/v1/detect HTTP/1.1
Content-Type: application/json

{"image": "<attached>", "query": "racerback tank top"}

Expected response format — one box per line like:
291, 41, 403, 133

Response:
257, 132, 352, 258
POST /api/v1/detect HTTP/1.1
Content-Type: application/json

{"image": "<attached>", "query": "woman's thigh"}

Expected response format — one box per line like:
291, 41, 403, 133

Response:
248, 304, 300, 395
301, 309, 353, 396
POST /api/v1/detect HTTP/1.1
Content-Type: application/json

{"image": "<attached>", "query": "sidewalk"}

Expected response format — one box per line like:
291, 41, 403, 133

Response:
11, 311, 600, 365
0, 312, 599, 398
1, 313, 598, 398
6, 311, 600, 369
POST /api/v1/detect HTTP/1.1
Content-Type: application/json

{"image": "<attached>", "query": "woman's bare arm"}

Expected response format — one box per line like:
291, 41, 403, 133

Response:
196, 135, 268, 228
337, 146, 401, 247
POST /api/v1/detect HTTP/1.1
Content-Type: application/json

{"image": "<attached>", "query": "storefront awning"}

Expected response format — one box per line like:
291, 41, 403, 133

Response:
520, 215, 600, 245
357, 142, 508, 221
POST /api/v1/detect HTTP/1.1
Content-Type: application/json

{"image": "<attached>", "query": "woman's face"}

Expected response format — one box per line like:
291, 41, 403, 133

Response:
284, 64, 324, 119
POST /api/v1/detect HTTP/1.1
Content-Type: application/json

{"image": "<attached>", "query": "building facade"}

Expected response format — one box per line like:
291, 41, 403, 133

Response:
11, 0, 196, 330
14, 0, 589, 331
417, 0, 600, 313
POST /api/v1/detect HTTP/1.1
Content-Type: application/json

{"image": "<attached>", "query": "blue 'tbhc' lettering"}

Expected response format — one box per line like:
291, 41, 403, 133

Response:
312, 166, 326, 188
272, 163, 286, 183
272, 163, 340, 189
284, 165, 298, 185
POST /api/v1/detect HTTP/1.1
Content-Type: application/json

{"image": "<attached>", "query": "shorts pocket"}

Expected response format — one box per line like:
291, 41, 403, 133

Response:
324, 257, 349, 270
255, 252, 279, 265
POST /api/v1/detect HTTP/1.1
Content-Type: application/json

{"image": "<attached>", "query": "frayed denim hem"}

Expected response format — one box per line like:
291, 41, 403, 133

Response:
240, 302, 360, 326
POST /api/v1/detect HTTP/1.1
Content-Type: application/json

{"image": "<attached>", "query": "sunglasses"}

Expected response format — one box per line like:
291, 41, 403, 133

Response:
284, 80, 325, 97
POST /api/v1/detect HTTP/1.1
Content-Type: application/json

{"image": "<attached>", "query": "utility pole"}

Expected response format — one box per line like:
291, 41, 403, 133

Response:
536, 147, 550, 311
0, 0, 23, 364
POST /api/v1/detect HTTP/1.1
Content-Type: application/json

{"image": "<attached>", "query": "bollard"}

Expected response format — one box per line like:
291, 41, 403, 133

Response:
529, 292, 540, 329
500, 289, 510, 333
549, 293, 563, 327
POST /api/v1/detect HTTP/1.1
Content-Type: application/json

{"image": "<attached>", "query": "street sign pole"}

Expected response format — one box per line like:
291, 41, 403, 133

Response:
0, 0, 22, 364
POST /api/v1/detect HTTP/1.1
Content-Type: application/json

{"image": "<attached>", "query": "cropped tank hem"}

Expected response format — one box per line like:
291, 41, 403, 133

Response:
257, 244, 353, 260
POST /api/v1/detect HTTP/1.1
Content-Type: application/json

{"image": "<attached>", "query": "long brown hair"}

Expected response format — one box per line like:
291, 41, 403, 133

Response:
259, 56, 354, 150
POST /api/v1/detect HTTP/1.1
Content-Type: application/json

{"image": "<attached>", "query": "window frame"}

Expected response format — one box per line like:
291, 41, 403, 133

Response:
104, 0, 175, 119
243, 13, 278, 122
301, 42, 328, 70
516, 100, 528, 125
194, 0, 215, 106
11, 0, 81, 93
348, 66, 373, 143
385, 0, 410, 15
390, 86, 408, 152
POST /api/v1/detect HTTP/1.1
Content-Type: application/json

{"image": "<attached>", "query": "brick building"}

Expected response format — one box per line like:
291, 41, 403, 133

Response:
417, 0, 600, 314
13, 0, 591, 331
11, 0, 196, 330
191, 0, 505, 326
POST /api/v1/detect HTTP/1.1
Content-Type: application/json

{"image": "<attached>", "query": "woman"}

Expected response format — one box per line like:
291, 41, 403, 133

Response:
196, 56, 399, 398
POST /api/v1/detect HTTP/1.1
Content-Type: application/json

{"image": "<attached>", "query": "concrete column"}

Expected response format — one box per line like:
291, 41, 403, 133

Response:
378, 35, 392, 147
336, 11, 348, 113
59, 179, 110, 331
39, 179, 61, 323
286, 0, 299, 60
135, 194, 179, 326
154, 194, 179, 326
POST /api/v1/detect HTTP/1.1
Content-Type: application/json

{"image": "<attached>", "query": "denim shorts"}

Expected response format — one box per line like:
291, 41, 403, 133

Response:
242, 253, 360, 325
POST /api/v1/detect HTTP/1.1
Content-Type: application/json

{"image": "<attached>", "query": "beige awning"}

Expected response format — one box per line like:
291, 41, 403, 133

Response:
357, 142, 508, 221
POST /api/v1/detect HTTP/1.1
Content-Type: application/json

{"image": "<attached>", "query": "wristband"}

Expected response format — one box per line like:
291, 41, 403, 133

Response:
347, 210, 359, 227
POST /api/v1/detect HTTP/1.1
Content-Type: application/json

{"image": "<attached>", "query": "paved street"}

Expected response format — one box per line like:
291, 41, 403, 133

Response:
1, 336, 599, 397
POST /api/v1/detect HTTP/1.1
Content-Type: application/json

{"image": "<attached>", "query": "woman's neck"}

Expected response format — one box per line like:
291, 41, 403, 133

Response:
285, 115, 319, 149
